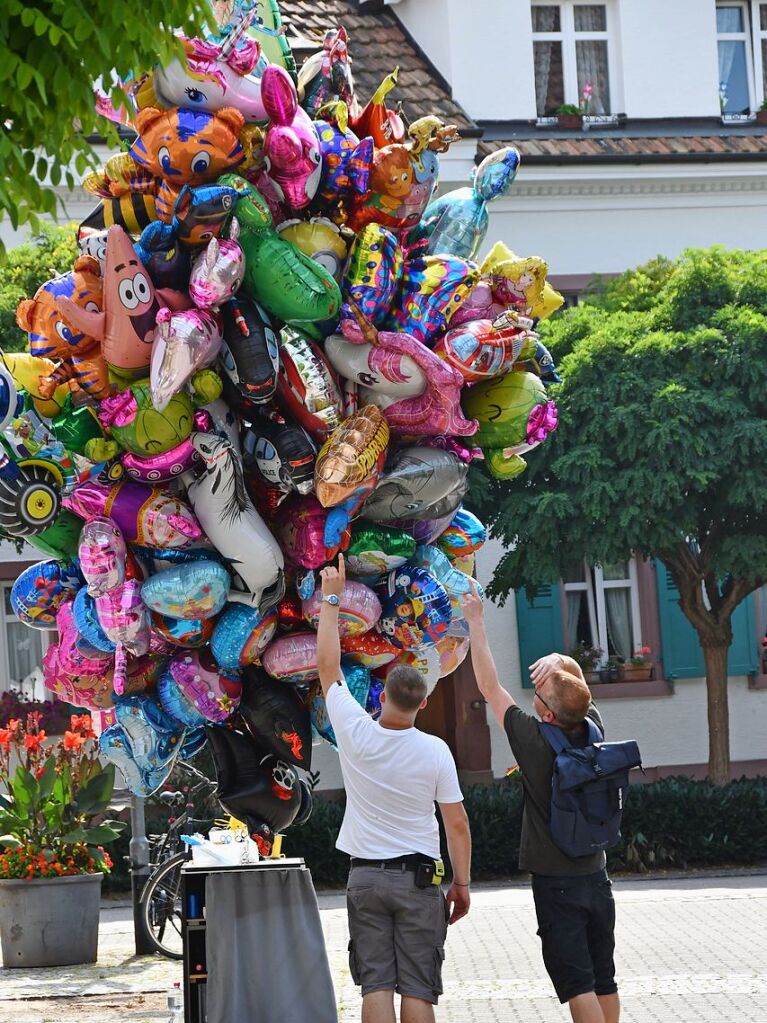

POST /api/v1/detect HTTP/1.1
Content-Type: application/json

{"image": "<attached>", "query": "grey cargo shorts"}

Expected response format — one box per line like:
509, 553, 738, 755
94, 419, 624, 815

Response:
346, 864, 450, 1004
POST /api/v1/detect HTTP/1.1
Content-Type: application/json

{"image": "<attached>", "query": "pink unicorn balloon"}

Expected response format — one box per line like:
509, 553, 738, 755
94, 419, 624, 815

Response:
262, 65, 323, 210
150, 307, 223, 411
339, 302, 478, 438
189, 221, 245, 311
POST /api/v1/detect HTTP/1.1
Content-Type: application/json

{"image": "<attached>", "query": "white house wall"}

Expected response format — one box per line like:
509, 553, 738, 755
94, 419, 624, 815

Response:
476, 540, 767, 779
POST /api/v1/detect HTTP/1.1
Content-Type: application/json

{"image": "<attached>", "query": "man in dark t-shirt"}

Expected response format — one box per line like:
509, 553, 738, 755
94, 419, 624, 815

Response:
463, 585, 620, 1023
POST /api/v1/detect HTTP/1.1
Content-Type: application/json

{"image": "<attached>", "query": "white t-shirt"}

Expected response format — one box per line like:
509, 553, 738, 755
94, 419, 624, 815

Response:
325, 679, 464, 859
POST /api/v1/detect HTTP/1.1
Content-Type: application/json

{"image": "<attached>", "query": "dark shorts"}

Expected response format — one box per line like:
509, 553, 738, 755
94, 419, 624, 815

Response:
346, 864, 449, 1004
532, 869, 618, 1004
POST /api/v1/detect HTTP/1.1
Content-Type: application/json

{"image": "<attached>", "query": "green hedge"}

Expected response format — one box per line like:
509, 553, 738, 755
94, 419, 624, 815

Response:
109, 775, 767, 891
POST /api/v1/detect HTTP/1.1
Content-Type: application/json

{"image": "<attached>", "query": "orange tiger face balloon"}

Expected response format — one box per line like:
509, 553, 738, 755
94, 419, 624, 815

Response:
130, 106, 246, 187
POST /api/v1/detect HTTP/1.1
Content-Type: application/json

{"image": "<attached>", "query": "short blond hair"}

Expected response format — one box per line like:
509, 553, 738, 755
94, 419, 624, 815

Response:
545, 670, 592, 728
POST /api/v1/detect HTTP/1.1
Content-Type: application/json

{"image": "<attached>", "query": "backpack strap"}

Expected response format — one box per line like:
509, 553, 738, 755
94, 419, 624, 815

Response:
541, 717, 604, 754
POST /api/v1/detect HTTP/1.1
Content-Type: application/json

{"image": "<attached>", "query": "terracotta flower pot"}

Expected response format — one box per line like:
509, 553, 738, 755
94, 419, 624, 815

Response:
622, 664, 653, 682
557, 113, 583, 130
756, 110, 767, 127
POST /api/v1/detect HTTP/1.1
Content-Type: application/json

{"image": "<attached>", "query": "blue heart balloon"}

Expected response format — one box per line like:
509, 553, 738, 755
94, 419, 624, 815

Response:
141, 560, 231, 620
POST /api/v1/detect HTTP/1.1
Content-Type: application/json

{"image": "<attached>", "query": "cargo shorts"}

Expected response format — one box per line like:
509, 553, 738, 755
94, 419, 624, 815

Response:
346, 864, 449, 1004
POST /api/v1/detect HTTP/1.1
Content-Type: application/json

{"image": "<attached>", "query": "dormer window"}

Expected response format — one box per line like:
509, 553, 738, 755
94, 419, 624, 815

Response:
532, 2, 613, 116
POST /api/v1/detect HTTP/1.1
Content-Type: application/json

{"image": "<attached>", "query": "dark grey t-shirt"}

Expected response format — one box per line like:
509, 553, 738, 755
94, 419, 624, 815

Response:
504, 703, 606, 877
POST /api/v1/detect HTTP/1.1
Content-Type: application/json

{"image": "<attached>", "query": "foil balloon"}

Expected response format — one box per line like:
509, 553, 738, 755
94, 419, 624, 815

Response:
434, 315, 533, 385
188, 226, 246, 311
10, 559, 83, 630
179, 727, 208, 761
205, 725, 301, 832
220, 174, 342, 326
339, 630, 398, 667
277, 217, 349, 285
261, 631, 318, 684
383, 646, 441, 696
345, 523, 416, 577
134, 221, 191, 291
141, 560, 231, 619
56, 601, 112, 677
415, 544, 485, 626
388, 255, 480, 345
278, 494, 346, 569
277, 331, 343, 440
315, 405, 389, 508
462, 371, 558, 479
345, 143, 427, 234
239, 670, 312, 769
98, 380, 195, 456
241, 415, 316, 495
293, 779, 314, 826
350, 69, 405, 148
210, 601, 279, 670
58, 226, 191, 378
302, 579, 381, 636
100, 695, 185, 797
172, 182, 241, 248
342, 224, 403, 325
479, 242, 563, 320
437, 508, 487, 558
158, 648, 242, 726
153, 33, 268, 122
150, 308, 223, 412
120, 407, 210, 483
94, 579, 151, 695
152, 612, 214, 648
262, 64, 322, 210
44, 643, 114, 711
25, 511, 83, 562
435, 634, 470, 677
312, 110, 372, 210
73, 587, 115, 654
340, 313, 477, 438
219, 297, 280, 406
78, 517, 127, 597
366, 678, 384, 719
390, 509, 459, 546
362, 446, 469, 523
99, 722, 173, 798
412, 146, 520, 260
15, 255, 110, 401
276, 593, 304, 632
525, 338, 562, 385
376, 565, 452, 650
298, 26, 354, 117
64, 478, 203, 548
306, 657, 371, 747
186, 433, 284, 609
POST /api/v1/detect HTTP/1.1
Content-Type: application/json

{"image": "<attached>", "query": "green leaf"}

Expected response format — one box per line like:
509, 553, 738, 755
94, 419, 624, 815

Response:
74, 762, 115, 813
37, 757, 57, 801
0, 835, 22, 849
59, 827, 88, 844
81, 823, 125, 845
12, 765, 39, 813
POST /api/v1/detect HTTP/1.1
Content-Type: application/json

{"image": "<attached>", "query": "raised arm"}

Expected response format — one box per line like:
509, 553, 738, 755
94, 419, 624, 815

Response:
317, 554, 345, 697
462, 582, 515, 728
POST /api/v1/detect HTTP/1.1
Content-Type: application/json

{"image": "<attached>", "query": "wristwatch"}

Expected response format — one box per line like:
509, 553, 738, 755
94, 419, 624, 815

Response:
322, 594, 340, 607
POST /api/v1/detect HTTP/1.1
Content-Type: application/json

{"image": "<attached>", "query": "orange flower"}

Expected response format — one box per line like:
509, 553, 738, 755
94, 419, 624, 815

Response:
63, 730, 86, 751
0, 727, 11, 751
24, 731, 46, 753
7, 718, 22, 738
70, 714, 95, 738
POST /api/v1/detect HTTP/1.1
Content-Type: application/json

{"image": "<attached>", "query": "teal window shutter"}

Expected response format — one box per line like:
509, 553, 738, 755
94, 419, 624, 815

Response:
654, 560, 758, 678
515, 584, 564, 688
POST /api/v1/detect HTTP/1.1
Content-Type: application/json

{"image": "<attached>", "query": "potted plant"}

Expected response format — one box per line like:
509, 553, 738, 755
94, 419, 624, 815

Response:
0, 712, 125, 969
555, 82, 593, 129
622, 646, 654, 682
599, 655, 622, 683
570, 642, 603, 684
756, 100, 767, 127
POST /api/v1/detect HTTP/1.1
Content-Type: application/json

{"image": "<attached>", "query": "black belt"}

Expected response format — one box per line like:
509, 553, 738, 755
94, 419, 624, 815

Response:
350, 854, 427, 871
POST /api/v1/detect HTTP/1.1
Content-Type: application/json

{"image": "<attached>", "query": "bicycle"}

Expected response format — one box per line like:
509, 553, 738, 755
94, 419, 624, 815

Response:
139, 762, 218, 959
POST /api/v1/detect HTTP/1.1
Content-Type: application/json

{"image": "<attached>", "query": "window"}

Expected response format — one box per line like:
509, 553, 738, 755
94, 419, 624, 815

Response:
756, 3, 767, 102
716, 2, 755, 113
532, 2, 612, 116
563, 559, 642, 662
1, 584, 46, 700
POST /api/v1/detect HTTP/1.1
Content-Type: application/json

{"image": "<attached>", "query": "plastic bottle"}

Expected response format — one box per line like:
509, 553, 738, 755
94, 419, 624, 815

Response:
167, 981, 183, 1022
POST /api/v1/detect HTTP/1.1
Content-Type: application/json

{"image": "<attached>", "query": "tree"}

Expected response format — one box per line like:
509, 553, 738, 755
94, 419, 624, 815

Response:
469, 247, 767, 784
0, 223, 77, 351
0, 1, 205, 251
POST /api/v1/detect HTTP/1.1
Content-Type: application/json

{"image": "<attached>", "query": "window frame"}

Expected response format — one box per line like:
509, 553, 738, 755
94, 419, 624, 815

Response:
531, 0, 618, 117
563, 557, 643, 664
0, 582, 49, 700
753, 1, 767, 105
716, 0, 757, 115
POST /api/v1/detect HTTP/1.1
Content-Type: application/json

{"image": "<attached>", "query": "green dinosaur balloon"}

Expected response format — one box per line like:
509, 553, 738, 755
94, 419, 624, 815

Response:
462, 370, 552, 480
220, 174, 342, 327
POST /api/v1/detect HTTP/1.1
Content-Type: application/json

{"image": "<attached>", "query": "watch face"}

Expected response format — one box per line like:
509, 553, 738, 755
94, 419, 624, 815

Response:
326, 594, 340, 606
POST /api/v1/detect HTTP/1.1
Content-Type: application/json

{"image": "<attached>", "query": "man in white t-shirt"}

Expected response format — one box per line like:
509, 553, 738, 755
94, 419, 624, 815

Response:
317, 554, 471, 1023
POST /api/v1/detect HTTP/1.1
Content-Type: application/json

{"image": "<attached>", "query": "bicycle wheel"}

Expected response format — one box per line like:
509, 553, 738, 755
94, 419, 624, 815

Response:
140, 852, 188, 960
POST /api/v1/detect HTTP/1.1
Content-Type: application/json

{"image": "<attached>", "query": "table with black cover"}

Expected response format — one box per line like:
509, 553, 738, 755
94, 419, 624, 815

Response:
181, 858, 337, 1023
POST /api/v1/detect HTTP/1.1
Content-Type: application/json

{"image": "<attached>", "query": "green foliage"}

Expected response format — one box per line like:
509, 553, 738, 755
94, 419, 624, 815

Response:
0, 1, 209, 250
469, 247, 767, 602
0, 223, 77, 351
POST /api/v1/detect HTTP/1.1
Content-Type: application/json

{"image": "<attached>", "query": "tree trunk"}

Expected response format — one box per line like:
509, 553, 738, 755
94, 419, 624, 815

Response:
703, 642, 730, 785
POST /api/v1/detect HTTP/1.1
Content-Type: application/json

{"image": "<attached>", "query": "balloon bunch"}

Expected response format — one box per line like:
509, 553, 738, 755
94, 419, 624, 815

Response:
6, 1, 563, 850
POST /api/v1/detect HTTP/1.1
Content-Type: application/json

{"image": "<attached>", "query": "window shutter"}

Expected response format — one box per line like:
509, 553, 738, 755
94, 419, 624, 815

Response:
515, 584, 564, 688
654, 560, 758, 678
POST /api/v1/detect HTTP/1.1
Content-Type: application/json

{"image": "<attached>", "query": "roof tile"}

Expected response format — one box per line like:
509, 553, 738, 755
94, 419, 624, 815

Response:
478, 133, 767, 161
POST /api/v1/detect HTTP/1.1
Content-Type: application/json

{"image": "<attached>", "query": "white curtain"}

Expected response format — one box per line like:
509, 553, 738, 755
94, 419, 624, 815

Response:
605, 588, 632, 660
532, 7, 562, 116
717, 41, 748, 112
567, 592, 583, 649
576, 40, 610, 113
7, 621, 43, 689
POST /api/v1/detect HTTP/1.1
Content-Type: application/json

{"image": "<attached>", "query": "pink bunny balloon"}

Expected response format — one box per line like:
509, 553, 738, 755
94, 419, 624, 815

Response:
262, 64, 323, 210
150, 307, 223, 411
341, 302, 478, 438
189, 220, 246, 311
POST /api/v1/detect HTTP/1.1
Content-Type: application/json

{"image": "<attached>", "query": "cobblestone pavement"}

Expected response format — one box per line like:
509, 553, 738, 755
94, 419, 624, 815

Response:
1, 874, 766, 1022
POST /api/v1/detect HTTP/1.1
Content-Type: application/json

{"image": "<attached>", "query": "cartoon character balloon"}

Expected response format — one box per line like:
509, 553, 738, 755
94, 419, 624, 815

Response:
375, 565, 452, 650
210, 601, 278, 670
301, 579, 381, 636
262, 65, 322, 210
362, 446, 469, 523
141, 560, 231, 619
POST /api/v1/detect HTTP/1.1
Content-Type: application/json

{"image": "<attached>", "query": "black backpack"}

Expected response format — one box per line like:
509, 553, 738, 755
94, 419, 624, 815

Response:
541, 720, 642, 859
